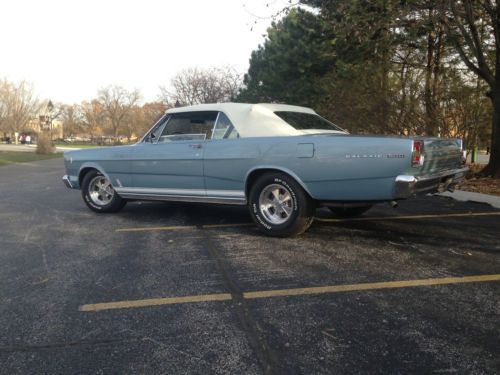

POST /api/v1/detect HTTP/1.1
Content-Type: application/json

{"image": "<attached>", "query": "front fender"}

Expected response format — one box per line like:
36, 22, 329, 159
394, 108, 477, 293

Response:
78, 162, 115, 188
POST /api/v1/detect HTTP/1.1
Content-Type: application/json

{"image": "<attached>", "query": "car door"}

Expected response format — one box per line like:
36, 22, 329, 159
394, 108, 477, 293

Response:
130, 111, 218, 196
203, 112, 259, 200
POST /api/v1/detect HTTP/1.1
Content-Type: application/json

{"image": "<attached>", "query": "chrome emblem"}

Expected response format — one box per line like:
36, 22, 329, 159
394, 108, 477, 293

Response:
345, 154, 382, 159
345, 154, 405, 159
386, 154, 405, 158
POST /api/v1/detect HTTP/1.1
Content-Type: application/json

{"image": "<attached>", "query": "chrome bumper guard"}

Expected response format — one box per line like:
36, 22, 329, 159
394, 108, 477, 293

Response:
394, 167, 469, 199
62, 175, 74, 189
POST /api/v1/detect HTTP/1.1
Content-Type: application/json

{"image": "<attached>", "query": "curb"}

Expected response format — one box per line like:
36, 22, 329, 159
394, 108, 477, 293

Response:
439, 190, 500, 209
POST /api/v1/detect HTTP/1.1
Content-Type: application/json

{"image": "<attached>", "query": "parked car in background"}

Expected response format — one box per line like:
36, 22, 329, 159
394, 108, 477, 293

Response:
62, 103, 467, 236
63, 136, 92, 143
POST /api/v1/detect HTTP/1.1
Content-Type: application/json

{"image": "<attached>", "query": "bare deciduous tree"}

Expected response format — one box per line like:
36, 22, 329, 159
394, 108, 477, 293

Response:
80, 100, 106, 141
140, 102, 168, 134
121, 106, 143, 143
0, 79, 10, 137
160, 66, 242, 106
122, 102, 168, 142
98, 85, 141, 143
0, 79, 40, 136
60, 104, 82, 137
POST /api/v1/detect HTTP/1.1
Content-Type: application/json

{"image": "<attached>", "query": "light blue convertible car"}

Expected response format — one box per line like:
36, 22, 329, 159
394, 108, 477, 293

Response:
63, 103, 467, 236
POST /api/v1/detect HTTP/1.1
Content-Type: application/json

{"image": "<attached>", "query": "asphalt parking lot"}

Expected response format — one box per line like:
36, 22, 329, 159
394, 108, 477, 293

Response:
1, 158, 499, 374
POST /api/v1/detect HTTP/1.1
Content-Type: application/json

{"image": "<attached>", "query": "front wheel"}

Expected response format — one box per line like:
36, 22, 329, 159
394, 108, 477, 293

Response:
81, 170, 126, 213
249, 172, 314, 237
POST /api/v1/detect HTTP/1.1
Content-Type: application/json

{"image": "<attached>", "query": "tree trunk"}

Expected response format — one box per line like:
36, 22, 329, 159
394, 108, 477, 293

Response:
424, 37, 437, 135
379, 0, 390, 130
380, 55, 390, 129
482, 89, 500, 177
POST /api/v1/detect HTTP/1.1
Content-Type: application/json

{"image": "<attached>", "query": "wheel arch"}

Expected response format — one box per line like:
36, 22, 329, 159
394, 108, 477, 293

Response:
244, 166, 314, 200
78, 163, 114, 188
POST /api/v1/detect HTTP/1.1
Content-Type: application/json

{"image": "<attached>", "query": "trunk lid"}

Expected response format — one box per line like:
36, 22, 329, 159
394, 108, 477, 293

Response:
417, 138, 463, 175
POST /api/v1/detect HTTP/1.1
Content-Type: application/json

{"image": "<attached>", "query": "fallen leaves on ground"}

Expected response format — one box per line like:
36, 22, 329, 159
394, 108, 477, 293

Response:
456, 164, 500, 197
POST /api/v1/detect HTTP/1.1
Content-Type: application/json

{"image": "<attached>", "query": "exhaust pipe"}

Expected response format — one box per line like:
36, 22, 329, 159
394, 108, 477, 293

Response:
389, 201, 399, 208
438, 178, 455, 193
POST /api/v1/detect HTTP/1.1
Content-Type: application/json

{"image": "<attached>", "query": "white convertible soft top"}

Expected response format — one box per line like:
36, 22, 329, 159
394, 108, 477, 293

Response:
165, 103, 320, 137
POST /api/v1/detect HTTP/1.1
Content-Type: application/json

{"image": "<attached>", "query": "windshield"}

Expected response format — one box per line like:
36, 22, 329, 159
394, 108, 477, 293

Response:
274, 111, 344, 132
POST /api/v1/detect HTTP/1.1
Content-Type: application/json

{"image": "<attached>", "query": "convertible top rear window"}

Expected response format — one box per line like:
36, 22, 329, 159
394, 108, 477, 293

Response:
274, 111, 343, 132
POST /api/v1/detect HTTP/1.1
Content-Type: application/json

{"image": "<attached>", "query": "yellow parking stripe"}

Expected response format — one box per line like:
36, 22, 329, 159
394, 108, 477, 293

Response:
202, 223, 254, 229
79, 292, 233, 312
115, 211, 500, 232
79, 274, 500, 312
243, 274, 500, 300
116, 223, 253, 232
116, 225, 197, 232
315, 211, 500, 223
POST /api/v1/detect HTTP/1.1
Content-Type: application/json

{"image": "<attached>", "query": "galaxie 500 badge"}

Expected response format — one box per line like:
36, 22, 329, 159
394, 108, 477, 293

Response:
345, 154, 405, 159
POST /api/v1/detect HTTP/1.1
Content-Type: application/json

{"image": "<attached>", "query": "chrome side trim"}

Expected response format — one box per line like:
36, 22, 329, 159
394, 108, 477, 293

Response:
208, 189, 246, 198
114, 187, 245, 198
114, 187, 247, 205
62, 175, 73, 189
115, 187, 205, 196
117, 192, 247, 205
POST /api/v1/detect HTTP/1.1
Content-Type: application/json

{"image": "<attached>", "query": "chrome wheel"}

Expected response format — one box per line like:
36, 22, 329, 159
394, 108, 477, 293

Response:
258, 183, 293, 225
88, 175, 114, 206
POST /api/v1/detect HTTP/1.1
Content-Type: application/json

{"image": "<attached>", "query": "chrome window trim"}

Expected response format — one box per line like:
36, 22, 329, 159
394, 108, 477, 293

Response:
153, 118, 170, 144
210, 112, 221, 140
157, 133, 207, 143
139, 114, 169, 144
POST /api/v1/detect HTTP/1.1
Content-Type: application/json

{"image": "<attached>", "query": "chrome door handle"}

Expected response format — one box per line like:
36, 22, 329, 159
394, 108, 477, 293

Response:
189, 144, 202, 149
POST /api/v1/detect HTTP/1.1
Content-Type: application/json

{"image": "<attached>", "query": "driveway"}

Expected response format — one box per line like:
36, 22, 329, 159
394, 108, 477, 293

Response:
0, 159, 499, 374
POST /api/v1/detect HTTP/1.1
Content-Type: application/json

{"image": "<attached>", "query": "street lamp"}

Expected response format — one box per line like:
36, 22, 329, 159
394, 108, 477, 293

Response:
47, 100, 54, 113
47, 100, 54, 139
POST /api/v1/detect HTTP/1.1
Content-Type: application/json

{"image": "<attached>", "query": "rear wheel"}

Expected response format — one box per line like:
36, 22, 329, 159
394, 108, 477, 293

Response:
328, 205, 372, 218
249, 172, 314, 237
81, 170, 126, 213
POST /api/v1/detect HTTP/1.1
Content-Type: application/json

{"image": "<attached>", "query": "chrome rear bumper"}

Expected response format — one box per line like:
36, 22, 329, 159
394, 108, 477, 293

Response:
394, 167, 468, 199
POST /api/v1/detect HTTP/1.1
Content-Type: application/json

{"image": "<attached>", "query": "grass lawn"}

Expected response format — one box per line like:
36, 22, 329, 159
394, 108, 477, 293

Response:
0, 151, 62, 166
54, 143, 101, 149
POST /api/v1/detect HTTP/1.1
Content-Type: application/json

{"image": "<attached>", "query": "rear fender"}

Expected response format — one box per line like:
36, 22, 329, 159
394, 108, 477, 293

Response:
245, 165, 314, 199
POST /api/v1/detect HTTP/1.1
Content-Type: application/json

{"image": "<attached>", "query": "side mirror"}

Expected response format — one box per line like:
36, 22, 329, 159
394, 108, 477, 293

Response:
150, 133, 157, 143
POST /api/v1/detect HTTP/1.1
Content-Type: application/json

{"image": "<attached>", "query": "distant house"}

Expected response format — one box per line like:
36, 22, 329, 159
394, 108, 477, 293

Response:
25, 115, 64, 140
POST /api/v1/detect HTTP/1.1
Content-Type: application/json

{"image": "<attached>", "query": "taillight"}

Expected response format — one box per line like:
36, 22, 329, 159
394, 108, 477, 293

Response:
412, 140, 424, 167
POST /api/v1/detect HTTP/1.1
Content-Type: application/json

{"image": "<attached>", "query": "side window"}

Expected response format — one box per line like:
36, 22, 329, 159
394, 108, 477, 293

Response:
212, 112, 240, 139
158, 111, 218, 143
226, 127, 240, 139
143, 115, 169, 143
